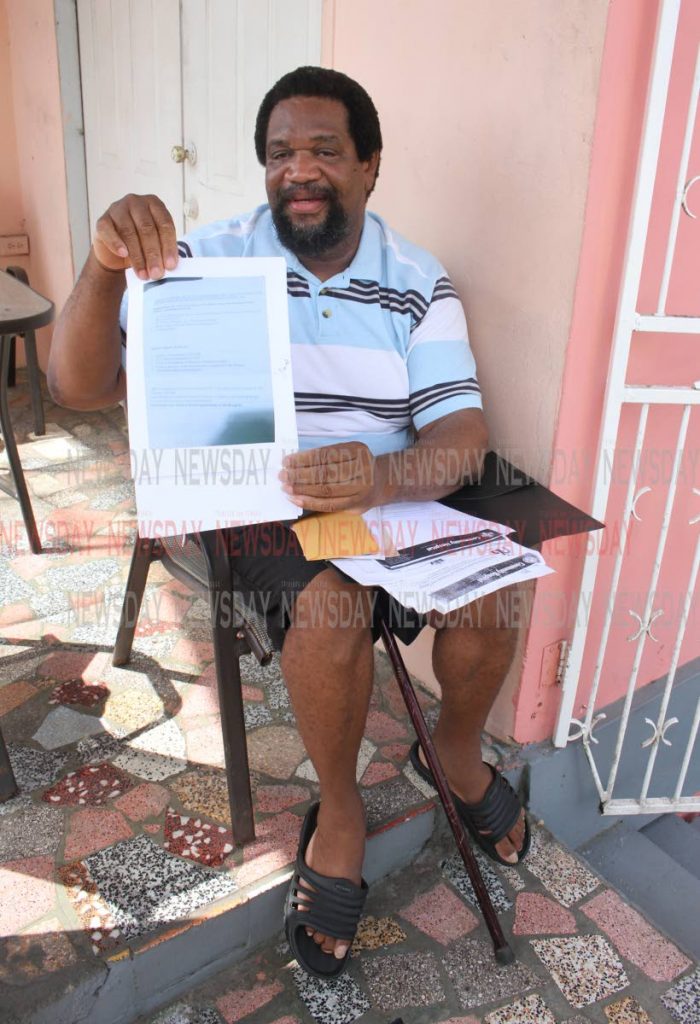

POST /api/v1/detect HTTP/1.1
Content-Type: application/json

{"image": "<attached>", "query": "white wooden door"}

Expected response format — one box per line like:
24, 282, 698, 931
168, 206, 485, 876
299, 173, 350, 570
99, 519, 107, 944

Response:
181, 0, 322, 228
78, 0, 322, 238
77, 0, 185, 233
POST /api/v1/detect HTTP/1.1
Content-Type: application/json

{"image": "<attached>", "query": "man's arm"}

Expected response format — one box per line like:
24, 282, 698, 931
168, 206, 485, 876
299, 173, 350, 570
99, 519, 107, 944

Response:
48, 194, 178, 410
280, 407, 488, 513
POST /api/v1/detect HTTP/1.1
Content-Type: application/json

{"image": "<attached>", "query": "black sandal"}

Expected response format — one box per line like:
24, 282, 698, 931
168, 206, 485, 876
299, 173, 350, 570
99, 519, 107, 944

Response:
284, 802, 368, 979
409, 741, 530, 867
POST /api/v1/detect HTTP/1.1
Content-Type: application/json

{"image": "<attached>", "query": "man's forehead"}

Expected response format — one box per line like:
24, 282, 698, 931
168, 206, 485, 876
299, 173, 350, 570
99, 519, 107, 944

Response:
266, 96, 351, 141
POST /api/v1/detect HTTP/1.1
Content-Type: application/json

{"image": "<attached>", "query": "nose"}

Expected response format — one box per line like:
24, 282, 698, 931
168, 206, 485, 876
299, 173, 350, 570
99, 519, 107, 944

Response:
285, 148, 322, 182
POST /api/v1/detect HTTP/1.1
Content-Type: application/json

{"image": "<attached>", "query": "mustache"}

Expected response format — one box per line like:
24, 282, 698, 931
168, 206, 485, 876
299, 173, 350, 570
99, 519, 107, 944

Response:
279, 186, 336, 203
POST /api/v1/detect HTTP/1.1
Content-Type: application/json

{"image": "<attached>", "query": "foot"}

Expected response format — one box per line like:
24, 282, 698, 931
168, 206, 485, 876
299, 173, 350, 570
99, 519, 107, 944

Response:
298, 796, 366, 961
417, 745, 526, 864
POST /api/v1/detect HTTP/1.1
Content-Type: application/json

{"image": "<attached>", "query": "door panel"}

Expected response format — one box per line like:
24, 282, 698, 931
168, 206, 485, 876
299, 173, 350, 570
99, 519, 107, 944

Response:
180, 0, 322, 229
78, 0, 184, 234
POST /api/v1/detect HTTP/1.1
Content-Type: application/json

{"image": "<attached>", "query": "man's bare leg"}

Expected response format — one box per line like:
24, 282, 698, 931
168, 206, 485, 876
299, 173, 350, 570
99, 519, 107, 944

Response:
424, 584, 526, 863
280, 568, 375, 960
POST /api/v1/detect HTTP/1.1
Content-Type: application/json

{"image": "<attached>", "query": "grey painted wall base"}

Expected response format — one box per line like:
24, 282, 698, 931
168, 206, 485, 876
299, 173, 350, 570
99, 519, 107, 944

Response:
6, 806, 435, 1024
520, 658, 700, 849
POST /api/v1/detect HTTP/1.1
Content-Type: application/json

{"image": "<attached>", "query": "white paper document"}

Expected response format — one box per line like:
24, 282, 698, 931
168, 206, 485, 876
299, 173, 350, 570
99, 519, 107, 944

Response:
126, 258, 301, 537
332, 501, 553, 613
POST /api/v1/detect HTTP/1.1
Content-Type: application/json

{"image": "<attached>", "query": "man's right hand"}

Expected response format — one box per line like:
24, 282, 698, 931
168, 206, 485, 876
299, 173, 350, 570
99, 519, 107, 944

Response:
93, 193, 179, 281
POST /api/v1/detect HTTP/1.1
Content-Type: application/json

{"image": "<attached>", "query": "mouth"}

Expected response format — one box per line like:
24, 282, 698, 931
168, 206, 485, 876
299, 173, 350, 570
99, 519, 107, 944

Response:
285, 196, 328, 215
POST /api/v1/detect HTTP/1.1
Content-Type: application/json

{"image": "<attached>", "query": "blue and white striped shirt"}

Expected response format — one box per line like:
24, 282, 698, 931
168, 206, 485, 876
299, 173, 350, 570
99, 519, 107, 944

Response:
120, 204, 481, 454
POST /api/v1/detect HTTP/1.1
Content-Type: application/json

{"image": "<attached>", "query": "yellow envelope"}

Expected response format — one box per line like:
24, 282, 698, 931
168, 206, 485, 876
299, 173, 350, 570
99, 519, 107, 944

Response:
292, 511, 380, 560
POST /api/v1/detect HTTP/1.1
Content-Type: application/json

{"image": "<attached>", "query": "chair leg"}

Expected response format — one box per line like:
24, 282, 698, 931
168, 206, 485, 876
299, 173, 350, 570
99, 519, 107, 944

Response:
112, 534, 156, 666
0, 725, 18, 803
0, 334, 42, 553
23, 329, 45, 436
379, 617, 514, 964
5, 269, 44, 435
199, 529, 255, 846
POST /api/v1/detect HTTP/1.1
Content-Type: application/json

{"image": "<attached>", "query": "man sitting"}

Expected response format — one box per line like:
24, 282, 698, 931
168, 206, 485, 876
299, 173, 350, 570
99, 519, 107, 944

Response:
49, 66, 528, 978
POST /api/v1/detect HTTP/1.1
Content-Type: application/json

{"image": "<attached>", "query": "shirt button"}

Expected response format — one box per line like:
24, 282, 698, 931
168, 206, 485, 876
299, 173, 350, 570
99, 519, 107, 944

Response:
319, 288, 328, 295
321, 308, 332, 318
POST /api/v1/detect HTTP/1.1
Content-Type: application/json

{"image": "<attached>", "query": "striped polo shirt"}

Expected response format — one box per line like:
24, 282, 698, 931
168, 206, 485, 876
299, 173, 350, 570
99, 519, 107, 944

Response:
120, 204, 481, 454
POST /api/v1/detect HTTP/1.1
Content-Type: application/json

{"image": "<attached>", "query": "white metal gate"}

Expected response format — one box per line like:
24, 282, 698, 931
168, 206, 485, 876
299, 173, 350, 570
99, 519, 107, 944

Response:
554, 0, 700, 816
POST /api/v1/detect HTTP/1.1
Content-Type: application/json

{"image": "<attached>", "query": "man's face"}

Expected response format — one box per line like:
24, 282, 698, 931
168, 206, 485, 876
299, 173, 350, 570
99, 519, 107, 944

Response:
265, 96, 379, 260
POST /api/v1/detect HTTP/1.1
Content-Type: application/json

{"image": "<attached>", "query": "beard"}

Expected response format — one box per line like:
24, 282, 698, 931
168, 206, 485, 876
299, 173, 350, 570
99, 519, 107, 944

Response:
270, 187, 350, 258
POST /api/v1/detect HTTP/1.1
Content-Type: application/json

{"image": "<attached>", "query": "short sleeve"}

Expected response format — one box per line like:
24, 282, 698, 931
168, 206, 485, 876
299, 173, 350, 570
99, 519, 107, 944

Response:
407, 276, 482, 431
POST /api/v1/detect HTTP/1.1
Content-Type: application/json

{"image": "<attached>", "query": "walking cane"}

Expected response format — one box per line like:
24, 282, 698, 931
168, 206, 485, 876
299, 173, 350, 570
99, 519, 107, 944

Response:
380, 619, 514, 964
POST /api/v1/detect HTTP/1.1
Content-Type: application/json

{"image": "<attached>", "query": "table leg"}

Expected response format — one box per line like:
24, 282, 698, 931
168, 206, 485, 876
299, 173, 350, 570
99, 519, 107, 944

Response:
0, 334, 42, 553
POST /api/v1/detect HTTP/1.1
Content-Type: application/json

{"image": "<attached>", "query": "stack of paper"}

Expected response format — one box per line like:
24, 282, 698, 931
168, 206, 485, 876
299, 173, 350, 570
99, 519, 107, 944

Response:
329, 501, 552, 614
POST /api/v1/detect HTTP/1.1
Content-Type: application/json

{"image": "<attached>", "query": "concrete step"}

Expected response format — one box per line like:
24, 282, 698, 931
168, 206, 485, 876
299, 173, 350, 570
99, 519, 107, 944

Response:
641, 814, 700, 881
579, 824, 700, 960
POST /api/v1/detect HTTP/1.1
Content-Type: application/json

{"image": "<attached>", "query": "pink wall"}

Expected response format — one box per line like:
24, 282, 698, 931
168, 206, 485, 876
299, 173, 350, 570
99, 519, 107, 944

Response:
0, 1, 27, 256
323, 0, 610, 739
3, 0, 75, 368
513, 0, 676, 742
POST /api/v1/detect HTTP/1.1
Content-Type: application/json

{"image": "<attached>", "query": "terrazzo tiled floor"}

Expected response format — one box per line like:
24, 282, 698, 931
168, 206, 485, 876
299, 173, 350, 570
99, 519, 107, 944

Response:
137, 821, 700, 1024
1, 377, 699, 1024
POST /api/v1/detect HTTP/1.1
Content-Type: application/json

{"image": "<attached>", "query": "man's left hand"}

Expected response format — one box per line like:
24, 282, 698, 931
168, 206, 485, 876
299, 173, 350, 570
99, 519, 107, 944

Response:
280, 442, 384, 513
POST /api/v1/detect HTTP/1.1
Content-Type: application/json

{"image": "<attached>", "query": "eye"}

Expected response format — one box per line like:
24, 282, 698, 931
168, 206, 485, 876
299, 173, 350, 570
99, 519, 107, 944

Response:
268, 149, 291, 162
316, 148, 339, 159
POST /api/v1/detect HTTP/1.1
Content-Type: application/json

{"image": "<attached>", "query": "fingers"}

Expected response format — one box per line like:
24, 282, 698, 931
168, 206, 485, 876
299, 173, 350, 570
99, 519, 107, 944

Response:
281, 443, 375, 510
94, 194, 178, 280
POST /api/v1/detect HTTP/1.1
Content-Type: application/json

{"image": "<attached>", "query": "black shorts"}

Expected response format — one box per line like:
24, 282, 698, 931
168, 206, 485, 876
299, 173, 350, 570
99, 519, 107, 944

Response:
224, 452, 602, 652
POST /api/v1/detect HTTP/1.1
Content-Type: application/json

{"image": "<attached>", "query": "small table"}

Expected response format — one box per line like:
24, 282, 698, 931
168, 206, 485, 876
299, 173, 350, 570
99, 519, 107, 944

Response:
0, 270, 54, 554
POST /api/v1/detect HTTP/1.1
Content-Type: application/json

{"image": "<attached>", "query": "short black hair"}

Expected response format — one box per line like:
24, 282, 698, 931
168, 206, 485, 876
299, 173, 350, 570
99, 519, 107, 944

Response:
254, 66, 382, 169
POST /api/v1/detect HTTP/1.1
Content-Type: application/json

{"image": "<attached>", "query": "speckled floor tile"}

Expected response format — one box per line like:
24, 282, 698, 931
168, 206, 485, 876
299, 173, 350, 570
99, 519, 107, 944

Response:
114, 782, 170, 821
255, 784, 310, 814
513, 892, 577, 935
215, 978, 283, 1022
112, 742, 186, 781
0, 679, 36, 715
7, 743, 69, 790
399, 881, 478, 944
76, 732, 124, 764
82, 834, 237, 941
64, 807, 134, 860
243, 704, 273, 729
604, 996, 654, 1023
48, 679, 109, 708
531, 935, 628, 1008
360, 761, 399, 786
291, 966, 370, 1024
443, 936, 539, 1010
0, 792, 33, 816
362, 950, 444, 1009
164, 808, 234, 866
351, 915, 406, 951
0, 804, 64, 860
296, 737, 375, 785
236, 812, 302, 887
247, 726, 306, 779
442, 849, 512, 912
661, 967, 700, 1023
148, 1003, 224, 1024
102, 687, 166, 734
401, 760, 437, 801
365, 709, 408, 742
43, 558, 121, 592
32, 706, 105, 750
171, 770, 231, 824
0, 920, 78, 984
362, 775, 426, 830
180, 718, 226, 768
581, 888, 690, 981
524, 829, 600, 906
484, 993, 556, 1024
58, 860, 123, 954
496, 862, 527, 892
42, 762, 133, 806
0, 855, 56, 934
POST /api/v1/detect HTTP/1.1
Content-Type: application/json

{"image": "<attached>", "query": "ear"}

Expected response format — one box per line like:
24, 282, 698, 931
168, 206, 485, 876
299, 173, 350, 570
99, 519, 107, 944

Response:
363, 151, 380, 195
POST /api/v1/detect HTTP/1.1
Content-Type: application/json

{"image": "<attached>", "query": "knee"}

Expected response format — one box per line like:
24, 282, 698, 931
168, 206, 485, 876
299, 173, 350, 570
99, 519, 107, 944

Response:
281, 569, 373, 672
